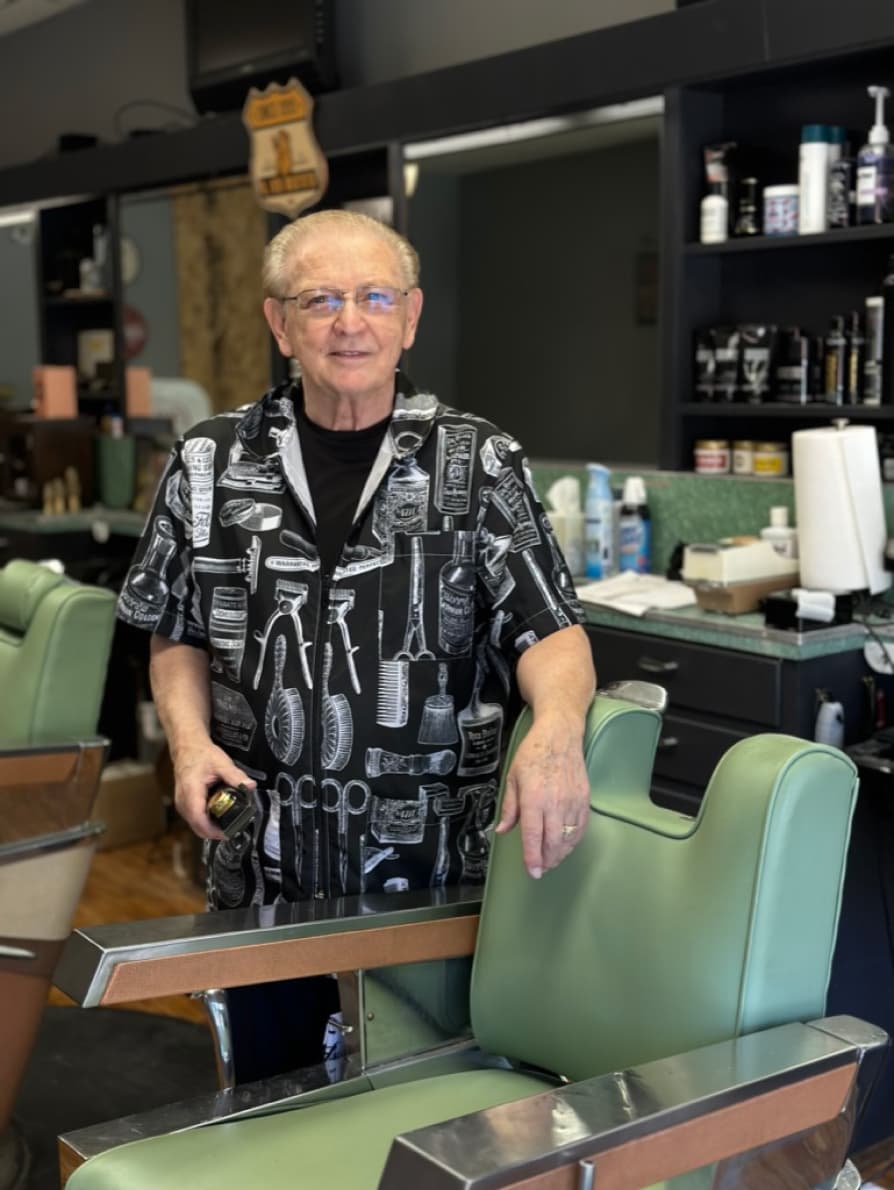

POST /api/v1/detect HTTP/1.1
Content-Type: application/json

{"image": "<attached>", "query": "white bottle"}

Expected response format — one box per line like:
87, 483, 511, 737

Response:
798, 124, 831, 234
700, 187, 728, 244
760, 506, 799, 559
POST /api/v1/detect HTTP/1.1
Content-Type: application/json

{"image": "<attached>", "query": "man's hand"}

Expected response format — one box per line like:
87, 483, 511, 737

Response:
497, 624, 596, 879
173, 740, 256, 841
495, 711, 590, 879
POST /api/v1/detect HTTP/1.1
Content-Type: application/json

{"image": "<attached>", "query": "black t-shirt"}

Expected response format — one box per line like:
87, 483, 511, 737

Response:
297, 404, 390, 577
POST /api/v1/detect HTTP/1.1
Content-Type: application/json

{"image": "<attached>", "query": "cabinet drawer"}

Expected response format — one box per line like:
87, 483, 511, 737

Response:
652, 712, 749, 789
587, 626, 781, 727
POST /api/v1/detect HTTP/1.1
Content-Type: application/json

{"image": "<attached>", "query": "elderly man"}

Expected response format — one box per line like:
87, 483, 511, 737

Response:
118, 209, 595, 1080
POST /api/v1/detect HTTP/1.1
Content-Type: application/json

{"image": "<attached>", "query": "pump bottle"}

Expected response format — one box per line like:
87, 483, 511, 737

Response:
857, 85, 894, 224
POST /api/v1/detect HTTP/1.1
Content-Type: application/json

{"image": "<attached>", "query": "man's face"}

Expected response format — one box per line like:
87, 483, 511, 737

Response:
263, 228, 423, 409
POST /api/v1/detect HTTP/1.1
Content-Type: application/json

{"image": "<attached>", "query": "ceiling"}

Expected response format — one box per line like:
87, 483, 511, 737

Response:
0, 0, 87, 39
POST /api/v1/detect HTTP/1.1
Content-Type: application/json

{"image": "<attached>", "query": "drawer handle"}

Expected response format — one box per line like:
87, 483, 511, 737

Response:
637, 656, 679, 676
657, 736, 679, 753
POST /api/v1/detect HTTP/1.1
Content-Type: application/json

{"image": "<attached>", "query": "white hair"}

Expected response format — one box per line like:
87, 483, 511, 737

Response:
262, 209, 420, 297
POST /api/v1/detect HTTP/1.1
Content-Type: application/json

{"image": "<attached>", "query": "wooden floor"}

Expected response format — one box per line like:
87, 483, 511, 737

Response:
48, 830, 894, 1185
48, 827, 209, 1026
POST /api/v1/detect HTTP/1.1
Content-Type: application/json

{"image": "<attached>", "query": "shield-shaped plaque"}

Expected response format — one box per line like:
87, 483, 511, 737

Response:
242, 78, 329, 218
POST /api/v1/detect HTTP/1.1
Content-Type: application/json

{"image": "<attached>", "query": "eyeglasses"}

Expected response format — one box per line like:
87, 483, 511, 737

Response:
281, 285, 409, 318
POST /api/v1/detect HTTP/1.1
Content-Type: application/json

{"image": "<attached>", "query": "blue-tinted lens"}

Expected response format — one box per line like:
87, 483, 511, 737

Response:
301, 290, 344, 314
359, 287, 398, 312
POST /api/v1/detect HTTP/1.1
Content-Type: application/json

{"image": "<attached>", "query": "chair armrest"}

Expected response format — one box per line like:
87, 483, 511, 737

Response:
0, 738, 108, 844
379, 1016, 888, 1190
54, 885, 481, 1007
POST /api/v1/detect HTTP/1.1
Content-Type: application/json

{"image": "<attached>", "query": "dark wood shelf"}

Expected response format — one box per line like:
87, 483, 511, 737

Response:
681, 402, 894, 419
44, 293, 113, 307
685, 223, 894, 256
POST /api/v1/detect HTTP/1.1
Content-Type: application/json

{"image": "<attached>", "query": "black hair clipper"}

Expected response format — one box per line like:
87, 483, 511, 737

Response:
207, 782, 255, 839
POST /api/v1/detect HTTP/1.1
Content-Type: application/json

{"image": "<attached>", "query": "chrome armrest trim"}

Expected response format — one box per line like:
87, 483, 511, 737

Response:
379, 1017, 888, 1189
54, 885, 482, 1007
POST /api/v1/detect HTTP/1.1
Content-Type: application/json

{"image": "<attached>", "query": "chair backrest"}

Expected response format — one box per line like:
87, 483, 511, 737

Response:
0, 823, 103, 1130
470, 692, 858, 1083
0, 560, 116, 745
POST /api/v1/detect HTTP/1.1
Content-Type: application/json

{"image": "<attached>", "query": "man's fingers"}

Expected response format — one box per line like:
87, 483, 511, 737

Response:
495, 772, 520, 835
518, 795, 546, 880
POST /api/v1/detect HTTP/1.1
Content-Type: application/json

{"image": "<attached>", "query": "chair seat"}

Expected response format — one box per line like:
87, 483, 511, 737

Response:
67, 1068, 551, 1190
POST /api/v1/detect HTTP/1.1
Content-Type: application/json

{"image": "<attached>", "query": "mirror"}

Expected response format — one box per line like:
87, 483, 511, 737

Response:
405, 98, 663, 465
120, 176, 271, 428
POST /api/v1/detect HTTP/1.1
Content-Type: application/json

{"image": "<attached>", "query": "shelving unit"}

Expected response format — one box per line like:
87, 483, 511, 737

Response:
36, 194, 125, 418
661, 44, 894, 469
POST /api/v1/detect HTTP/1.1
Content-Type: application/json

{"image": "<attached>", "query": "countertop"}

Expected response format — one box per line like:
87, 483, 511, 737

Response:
0, 508, 146, 537
582, 600, 871, 662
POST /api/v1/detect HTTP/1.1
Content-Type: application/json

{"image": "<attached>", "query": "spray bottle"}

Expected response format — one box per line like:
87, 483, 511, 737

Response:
584, 463, 614, 579
857, 85, 894, 225
617, 476, 652, 574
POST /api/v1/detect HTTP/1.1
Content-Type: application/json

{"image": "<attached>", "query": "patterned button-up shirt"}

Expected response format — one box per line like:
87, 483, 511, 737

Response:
118, 377, 584, 907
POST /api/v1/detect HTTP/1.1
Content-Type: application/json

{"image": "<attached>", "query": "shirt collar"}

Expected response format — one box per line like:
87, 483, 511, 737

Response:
234, 371, 440, 461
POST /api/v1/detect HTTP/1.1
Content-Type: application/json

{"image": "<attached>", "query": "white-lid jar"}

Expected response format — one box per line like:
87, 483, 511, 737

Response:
763, 185, 800, 236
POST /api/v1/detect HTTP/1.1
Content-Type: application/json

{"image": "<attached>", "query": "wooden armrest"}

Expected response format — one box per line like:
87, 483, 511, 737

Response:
0, 738, 108, 845
380, 1016, 888, 1189
54, 885, 481, 1007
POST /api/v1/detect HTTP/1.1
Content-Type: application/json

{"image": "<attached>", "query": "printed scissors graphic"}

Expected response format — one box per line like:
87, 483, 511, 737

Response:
322, 778, 371, 894
395, 535, 435, 660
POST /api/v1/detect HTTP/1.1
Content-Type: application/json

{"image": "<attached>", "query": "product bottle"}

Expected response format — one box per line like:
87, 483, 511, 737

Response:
774, 327, 810, 404
699, 142, 735, 244
733, 176, 760, 236
845, 310, 865, 404
881, 255, 894, 405
857, 85, 894, 225
760, 506, 798, 559
798, 124, 831, 234
700, 183, 728, 244
584, 463, 614, 579
617, 476, 652, 574
827, 128, 852, 228
863, 295, 885, 405
822, 314, 847, 404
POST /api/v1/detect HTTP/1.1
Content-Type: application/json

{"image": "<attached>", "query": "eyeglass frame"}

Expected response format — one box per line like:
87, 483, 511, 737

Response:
279, 284, 411, 317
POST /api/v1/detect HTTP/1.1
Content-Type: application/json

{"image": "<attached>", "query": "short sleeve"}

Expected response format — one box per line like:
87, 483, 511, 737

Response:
116, 439, 207, 647
475, 444, 585, 657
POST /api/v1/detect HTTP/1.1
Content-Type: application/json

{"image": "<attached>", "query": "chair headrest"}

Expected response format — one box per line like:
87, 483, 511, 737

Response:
0, 560, 67, 634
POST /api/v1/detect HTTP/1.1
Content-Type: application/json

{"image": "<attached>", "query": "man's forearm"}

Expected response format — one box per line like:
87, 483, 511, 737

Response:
515, 624, 596, 729
149, 635, 212, 762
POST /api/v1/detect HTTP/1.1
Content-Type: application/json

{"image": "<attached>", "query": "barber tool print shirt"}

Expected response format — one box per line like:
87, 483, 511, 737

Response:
117, 376, 585, 908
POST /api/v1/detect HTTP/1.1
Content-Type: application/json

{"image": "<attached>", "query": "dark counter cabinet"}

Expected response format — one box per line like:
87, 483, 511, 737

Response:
585, 624, 867, 814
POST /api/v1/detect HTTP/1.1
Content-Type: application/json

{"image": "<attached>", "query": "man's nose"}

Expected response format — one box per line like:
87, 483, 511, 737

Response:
333, 295, 364, 330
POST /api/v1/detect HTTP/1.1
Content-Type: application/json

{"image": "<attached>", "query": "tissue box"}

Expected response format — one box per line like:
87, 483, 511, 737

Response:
691, 576, 797, 615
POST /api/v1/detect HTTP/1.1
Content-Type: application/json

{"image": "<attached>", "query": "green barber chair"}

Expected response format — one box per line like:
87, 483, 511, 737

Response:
55, 684, 885, 1189
0, 559, 116, 747
0, 559, 115, 1188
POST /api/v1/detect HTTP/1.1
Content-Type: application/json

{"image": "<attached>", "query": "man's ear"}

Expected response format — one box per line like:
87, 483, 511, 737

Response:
402, 287, 424, 351
263, 297, 292, 357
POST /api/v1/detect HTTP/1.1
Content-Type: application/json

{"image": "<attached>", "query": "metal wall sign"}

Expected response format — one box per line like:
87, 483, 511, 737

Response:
242, 78, 328, 218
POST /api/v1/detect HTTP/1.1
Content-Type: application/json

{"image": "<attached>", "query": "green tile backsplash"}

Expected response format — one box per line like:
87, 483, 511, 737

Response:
530, 462, 892, 577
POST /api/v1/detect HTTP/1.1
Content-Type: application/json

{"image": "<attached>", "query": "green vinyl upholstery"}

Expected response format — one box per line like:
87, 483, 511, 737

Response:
0, 560, 116, 746
65, 693, 859, 1190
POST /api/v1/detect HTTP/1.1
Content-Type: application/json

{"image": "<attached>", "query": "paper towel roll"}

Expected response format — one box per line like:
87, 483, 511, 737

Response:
793, 424, 891, 595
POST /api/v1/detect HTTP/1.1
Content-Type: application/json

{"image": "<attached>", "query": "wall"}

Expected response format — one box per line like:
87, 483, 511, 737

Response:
0, 0, 674, 170
451, 138, 660, 463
